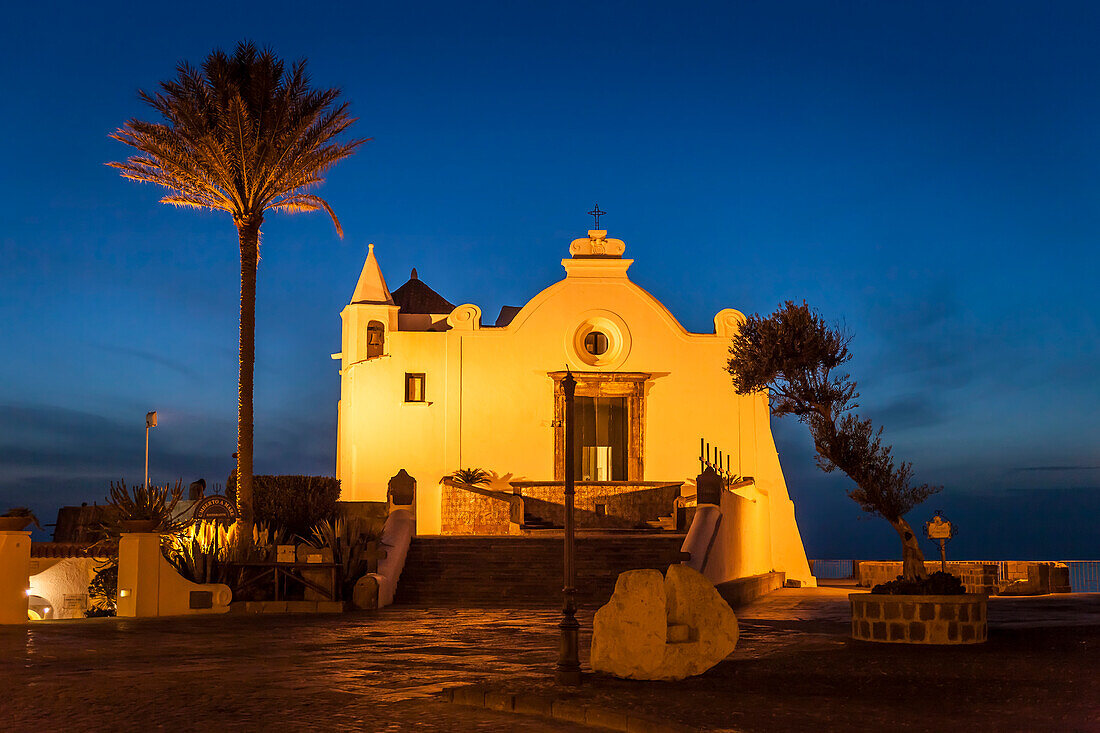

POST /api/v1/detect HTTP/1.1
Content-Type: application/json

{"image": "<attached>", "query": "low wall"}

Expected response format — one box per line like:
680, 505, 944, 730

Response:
510, 482, 682, 530
715, 571, 785, 608
29, 557, 102, 619
441, 486, 513, 535
857, 561, 1071, 595
850, 593, 987, 644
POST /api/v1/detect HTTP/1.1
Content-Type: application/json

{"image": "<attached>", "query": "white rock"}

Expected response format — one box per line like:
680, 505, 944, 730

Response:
590, 569, 667, 679
590, 564, 738, 681
661, 563, 739, 679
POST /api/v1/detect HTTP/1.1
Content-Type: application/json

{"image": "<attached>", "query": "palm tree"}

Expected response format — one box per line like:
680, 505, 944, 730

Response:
110, 42, 365, 540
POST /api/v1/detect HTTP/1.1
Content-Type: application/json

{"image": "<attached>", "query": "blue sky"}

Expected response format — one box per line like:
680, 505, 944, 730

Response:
1, 1, 1097, 557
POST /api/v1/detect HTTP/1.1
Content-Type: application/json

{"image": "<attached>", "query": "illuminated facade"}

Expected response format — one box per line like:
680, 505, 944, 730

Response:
334, 230, 814, 584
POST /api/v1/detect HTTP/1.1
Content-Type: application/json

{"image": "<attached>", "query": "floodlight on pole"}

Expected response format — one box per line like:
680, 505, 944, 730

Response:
145, 411, 158, 488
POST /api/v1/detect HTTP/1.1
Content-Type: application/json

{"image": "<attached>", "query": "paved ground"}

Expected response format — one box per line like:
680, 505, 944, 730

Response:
1, 588, 1098, 731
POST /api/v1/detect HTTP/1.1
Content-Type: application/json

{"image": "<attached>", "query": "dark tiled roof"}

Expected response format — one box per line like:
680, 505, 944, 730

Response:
53, 505, 115, 543
392, 269, 456, 314
495, 305, 522, 327
32, 542, 102, 558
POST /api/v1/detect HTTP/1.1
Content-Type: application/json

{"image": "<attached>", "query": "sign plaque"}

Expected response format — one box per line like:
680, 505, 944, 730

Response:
192, 495, 237, 523
923, 511, 955, 572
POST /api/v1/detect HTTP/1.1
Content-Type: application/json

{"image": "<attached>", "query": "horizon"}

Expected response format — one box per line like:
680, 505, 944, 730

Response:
1, 1, 1097, 560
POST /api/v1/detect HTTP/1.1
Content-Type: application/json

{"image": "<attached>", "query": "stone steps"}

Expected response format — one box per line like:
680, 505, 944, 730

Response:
394, 534, 689, 607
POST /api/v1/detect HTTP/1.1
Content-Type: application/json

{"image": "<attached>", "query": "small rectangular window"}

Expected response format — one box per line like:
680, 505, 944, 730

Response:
405, 373, 426, 403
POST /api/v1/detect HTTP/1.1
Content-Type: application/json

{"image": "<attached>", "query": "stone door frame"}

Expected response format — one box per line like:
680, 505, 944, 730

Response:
548, 371, 649, 482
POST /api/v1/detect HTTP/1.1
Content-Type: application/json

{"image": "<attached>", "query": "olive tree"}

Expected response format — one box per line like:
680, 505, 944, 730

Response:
727, 301, 938, 581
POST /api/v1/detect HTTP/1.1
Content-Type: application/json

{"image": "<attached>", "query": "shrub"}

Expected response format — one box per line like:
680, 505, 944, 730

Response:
227, 475, 339, 537
872, 571, 966, 595
86, 561, 118, 616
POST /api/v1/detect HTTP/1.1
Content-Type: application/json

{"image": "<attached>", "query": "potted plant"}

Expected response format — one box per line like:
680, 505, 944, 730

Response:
0, 507, 42, 532
727, 302, 985, 645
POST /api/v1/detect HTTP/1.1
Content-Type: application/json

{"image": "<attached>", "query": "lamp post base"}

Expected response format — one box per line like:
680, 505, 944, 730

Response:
557, 599, 581, 686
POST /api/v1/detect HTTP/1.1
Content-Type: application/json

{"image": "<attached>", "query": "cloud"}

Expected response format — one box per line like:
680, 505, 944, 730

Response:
0, 401, 333, 519
1012, 466, 1100, 472
86, 341, 201, 381
861, 279, 985, 391
866, 393, 945, 431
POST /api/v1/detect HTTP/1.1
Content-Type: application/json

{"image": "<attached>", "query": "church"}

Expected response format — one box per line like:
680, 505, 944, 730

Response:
334, 225, 815, 586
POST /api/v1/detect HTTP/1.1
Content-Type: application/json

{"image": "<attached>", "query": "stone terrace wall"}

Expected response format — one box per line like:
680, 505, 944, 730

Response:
441, 486, 512, 535
858, 561, 999, 594
511, 482, 681, 530
857, 560, 1071, 595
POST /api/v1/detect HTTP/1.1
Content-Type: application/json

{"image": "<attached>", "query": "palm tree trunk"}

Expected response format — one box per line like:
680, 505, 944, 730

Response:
890, 516, 928, 582
235, 217, 261, 541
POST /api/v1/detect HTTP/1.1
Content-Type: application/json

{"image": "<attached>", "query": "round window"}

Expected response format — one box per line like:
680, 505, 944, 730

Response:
584, 331, 609, 356
569, 311, 631, 369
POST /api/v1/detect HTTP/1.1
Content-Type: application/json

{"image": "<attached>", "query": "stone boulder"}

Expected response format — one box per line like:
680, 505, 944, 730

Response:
590, 569, 668, 679
591, 564, 738, 681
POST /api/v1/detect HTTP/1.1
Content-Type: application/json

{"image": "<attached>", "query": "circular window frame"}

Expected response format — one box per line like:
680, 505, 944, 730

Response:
568, 310, 631, 369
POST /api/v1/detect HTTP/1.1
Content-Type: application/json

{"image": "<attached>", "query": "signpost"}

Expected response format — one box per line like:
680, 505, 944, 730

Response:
923, 510, 955, 573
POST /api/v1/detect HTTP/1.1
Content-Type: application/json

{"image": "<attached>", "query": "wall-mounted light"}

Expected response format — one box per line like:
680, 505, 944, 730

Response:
119, 589, 131, 598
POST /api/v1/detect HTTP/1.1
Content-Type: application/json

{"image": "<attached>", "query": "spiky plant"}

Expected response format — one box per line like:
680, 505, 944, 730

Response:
446, 468, 492, 487
104, 479, 190, 536
309, 517, 382, 598
109, 41, 365, 541
2, 507, 43, 530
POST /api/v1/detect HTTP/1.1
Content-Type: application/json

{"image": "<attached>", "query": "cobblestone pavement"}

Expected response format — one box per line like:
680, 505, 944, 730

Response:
0, 608, 591, 731
2, 589, 1098, 731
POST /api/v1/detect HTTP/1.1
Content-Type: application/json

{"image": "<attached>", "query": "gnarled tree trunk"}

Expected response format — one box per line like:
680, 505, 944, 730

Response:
233, 216, 261, 544
890, 516, 928, 582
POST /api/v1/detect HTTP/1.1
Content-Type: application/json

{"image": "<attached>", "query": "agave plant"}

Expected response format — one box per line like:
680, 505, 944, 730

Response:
104, 479, 190, 535
445, 468, 492, 487
1, 507, 43, 530
167, 520, 284, 586
308, 517, 382, 598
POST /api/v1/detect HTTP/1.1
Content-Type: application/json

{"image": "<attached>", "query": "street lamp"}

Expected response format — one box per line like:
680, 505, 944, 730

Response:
144, 410, 158, 488
557, 367, 581, 685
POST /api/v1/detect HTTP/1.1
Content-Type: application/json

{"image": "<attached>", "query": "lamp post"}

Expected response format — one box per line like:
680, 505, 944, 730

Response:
557, 367, 581, 685
144, 411, 157, 488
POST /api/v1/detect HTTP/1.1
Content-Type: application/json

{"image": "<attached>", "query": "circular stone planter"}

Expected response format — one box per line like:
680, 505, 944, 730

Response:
850, 593, 988, 644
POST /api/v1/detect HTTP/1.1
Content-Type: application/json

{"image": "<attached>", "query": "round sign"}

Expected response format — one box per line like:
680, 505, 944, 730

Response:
192, 495, 237, 523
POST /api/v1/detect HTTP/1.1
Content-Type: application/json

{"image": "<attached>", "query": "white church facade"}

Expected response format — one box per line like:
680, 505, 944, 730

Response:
334, 228, 815, 586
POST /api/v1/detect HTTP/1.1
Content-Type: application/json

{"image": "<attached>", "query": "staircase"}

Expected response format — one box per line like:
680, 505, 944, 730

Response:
393, 533, 689, 607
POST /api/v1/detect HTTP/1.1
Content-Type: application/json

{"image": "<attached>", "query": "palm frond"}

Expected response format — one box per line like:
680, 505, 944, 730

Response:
109, 41, 364, 227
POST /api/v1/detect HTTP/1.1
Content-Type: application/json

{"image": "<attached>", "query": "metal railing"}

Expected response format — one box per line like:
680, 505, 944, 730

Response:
808, 559, 856, 579
1065, 561, 1100, 592
809, 559, 1100, 591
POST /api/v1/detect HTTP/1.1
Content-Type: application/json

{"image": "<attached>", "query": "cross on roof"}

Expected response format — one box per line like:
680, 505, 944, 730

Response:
587, 204, 606, 229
